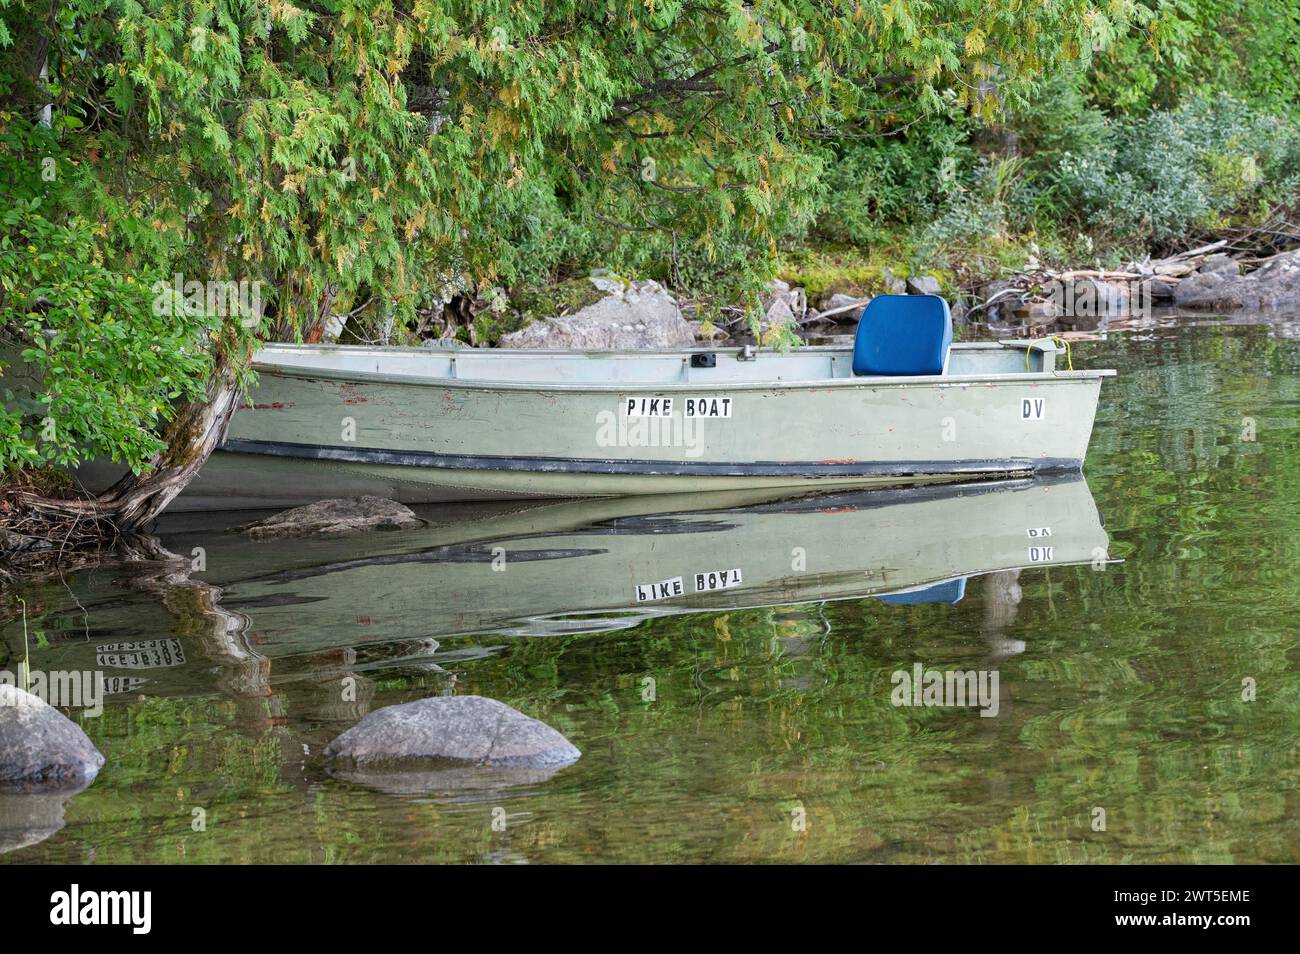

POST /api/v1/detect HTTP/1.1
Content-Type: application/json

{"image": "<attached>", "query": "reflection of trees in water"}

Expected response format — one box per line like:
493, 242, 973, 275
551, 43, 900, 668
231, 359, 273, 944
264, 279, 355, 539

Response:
4, 322, 1298, 861
1093, 323, 1298, 476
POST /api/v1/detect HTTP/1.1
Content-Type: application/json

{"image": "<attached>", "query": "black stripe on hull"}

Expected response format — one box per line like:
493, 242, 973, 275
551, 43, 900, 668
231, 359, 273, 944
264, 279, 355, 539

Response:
220, 438, 1081, 478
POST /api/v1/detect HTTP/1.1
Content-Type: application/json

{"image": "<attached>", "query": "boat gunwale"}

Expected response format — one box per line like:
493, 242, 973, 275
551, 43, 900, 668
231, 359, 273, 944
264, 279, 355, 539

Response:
258, 340, 1039, 358
249, 340, 1115, 392
249, 358, 1117, 393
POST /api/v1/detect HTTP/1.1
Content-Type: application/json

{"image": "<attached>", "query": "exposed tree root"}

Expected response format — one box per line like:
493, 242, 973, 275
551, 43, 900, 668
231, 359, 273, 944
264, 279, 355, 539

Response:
2, 348, 240, 570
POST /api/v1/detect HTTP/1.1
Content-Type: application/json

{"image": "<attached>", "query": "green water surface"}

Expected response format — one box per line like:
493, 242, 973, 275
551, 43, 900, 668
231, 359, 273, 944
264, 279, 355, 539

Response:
2, 316, 1297, 864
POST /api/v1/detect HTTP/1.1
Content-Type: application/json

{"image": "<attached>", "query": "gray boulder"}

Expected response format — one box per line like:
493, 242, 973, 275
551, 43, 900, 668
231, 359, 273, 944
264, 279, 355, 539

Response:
1198, 252, 1241, 277
0, 685, 105, 790
688, 319, 728, 342
241, 496, 423, 538
1174, 249, 1300, 310
500, 277, 693, 349
763, 295, 796, 334
823, 293, 868, 313
907, 274, 943, 296
1047, 278, 1131, 319
881, 267, 908, 295
763, 279, 806, 321
323, 695, 581, 770
1137, 277, 1176, 304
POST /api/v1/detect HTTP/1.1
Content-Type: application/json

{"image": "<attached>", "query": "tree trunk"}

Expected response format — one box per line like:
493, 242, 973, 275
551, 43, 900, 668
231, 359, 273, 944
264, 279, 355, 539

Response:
99, 347, 242, 527
1, 348, 241, 551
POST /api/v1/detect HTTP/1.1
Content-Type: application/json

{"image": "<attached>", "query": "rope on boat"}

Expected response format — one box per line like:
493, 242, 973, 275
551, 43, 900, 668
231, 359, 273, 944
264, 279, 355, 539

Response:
1025, 335, 1073, 372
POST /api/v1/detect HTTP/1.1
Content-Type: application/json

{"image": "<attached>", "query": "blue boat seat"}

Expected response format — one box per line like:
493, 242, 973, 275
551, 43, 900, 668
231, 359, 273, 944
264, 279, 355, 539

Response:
852, 294, 953, 376
879, 577, 967, 605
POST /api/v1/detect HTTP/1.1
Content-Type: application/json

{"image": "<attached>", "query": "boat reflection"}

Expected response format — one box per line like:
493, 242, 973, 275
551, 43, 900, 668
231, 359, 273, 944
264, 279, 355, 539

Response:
10, 473, 1109, 693
2, 474, 1111, 843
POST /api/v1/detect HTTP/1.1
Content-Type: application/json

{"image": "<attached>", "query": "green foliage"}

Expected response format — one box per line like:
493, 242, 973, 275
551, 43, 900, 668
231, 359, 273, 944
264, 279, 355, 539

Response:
0, 122, 214, 472
1087, 0, 1300, 115
1005, 72, 1109, 173
0, 0, 1117, 475
813, 108, 975, 246
910, 155, 1037, 277
1050, 94, 1300, 247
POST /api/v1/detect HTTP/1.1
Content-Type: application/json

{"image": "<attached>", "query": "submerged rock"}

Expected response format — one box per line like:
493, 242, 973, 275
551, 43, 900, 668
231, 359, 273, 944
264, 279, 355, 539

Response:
323, 695, 581, 770
0, 685, 105, 789
241, 496, 423, 538
328, 764, 571, 799
500, 276, 693, 350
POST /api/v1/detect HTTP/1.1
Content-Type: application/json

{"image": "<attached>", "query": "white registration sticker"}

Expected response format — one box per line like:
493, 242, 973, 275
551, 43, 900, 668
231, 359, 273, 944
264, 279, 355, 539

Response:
102, 676, 148, 695
95, 638, 186, 669
1027, 527, 1052, 538
624, 396, 674, 418
694, 568, 743, 592
1028, 546, 1055, 563
635, 576, 684, 602
684, 396, 733, 418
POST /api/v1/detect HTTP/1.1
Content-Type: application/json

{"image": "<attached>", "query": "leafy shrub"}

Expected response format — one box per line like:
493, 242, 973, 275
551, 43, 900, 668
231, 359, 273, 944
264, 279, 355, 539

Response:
1049, 94, 1300, 247
910, 156, 1036, 277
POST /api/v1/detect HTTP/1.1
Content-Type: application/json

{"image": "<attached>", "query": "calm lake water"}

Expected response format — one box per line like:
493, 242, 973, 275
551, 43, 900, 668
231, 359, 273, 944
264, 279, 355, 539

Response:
3, 314, 1297, 864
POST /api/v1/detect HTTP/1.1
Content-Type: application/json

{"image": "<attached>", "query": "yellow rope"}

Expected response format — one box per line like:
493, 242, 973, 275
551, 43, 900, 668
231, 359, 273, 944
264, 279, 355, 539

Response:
1026, 335, 1073, 371
18, 597, 29, 693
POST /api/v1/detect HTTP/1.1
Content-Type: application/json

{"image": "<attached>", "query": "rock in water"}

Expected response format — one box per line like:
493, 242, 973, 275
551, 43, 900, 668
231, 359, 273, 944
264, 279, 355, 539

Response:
324, 695, 581, 770
241, 496, 423, 538
1174, 249, 1300, 310
0, 685, 105, 789
500, 277, 694, 349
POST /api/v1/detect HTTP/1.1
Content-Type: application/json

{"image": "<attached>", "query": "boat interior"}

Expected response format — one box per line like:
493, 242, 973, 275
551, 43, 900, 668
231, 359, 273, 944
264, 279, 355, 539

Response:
256, 295, 1096, 385
258, 338, 1063, 385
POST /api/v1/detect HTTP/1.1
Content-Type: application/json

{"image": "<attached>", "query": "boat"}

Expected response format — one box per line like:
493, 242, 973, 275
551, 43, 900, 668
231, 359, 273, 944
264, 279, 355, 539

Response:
170, 296, 1114, 509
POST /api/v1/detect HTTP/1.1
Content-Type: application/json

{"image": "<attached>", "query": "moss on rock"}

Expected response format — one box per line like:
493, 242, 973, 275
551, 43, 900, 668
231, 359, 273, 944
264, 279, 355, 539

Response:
512, 277, 609, 325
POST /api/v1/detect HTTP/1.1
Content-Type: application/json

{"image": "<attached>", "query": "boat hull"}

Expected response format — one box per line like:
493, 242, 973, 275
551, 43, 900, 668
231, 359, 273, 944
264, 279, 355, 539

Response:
172, 344, 1110, 509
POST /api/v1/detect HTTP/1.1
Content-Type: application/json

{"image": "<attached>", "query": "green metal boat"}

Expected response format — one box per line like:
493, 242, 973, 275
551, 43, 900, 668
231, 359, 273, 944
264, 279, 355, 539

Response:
175, 337, 1114, 510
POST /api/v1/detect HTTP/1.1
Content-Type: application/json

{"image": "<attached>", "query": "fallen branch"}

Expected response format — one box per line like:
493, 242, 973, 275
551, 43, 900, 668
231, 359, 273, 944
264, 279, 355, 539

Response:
809, 297, 871, 322
1051, 270, 1144, 281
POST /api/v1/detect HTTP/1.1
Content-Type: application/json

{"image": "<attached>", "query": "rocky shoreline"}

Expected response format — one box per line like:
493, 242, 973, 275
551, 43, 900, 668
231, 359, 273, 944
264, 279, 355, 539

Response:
399, 246, 1300, 353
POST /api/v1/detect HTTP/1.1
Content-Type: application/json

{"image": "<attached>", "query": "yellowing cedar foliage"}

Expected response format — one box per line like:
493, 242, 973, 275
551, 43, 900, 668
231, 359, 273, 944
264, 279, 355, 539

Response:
5, 0, 1118, 477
